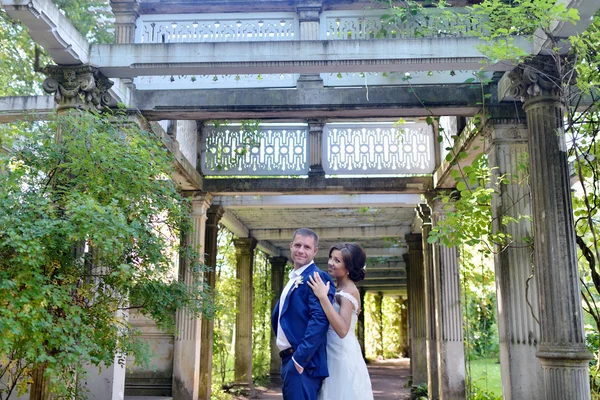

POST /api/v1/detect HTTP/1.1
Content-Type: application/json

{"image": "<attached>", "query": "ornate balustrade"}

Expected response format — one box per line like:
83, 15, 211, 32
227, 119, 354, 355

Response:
324, 123, 434, 175
133, 8, 483, 90
135, 12, 299, 43
200, 122, 434, 176
320, 9, 481, 40
201, 124, 309, 176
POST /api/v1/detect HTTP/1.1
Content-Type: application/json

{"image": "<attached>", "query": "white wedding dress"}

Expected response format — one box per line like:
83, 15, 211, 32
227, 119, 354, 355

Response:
319, 291, 374, 400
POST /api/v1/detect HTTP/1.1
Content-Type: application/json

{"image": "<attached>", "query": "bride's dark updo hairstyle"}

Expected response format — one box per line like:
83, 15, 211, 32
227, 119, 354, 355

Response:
329, 242, 367, 282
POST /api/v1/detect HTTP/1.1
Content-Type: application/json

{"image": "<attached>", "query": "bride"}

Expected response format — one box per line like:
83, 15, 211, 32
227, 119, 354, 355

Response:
307, 242, 374, 400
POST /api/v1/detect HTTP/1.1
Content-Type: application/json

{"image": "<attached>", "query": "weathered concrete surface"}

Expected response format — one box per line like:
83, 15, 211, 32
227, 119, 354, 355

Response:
0, 96, 55, 123
134, 84, 486, 120
3, 0, 89, 64
203, 176, 432, 194
91, 38, 527, 78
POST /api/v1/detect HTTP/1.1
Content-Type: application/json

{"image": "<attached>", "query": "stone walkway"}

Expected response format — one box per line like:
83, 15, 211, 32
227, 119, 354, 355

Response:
247, 358, 412, 400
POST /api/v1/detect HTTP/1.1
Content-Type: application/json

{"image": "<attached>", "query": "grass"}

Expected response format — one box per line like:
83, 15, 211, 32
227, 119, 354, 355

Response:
467, 357, 503, 397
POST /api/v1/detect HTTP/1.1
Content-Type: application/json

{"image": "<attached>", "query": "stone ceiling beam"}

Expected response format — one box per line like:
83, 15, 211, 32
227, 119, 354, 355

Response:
286, 247, 405, 259
250, 225, 413, 241
204, 176, 432, 195
213, 194, 422, 209
90, 38, 531, 78
134, 84, 485, 120
0, 96, 55, 123
220, 211, 281, 256
3, 0, 90, 65
357, 279, 406, 288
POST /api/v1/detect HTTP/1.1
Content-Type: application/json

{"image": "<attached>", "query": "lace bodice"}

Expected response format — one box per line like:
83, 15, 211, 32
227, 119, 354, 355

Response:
335, 290, 359, 314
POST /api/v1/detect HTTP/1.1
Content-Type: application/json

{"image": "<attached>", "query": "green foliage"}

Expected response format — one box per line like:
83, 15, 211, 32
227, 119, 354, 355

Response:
0, 110, 211, 398
0, 0, 113, 97
51, 0, 114, 44
252, 251, 272, 382
212, 228, 239, 385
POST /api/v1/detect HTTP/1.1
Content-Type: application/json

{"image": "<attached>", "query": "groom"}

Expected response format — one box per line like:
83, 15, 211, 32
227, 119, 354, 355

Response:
271, 228, 336, 399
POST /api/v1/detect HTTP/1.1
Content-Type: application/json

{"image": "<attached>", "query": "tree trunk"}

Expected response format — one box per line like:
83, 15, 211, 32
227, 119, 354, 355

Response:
30, 365, 51, 400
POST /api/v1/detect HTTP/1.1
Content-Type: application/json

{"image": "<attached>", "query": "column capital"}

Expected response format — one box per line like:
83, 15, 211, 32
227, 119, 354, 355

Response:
307, 119, 325, 130
110, 0, 140, 44
405, 233, 423, 250
189, 193, 212, 217
295, 2, 322, 21
42, 65, 114, 111
502, 56, 563, 103
269, 256, 289, 270
207, 205, 225, 225
233, 237, 258, 255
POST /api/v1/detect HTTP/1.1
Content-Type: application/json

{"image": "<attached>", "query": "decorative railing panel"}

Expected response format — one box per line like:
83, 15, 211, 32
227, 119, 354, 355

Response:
201, 124, 308, 176
134, 74, 298, 90
323, 123, 434, 175
320, 9, 482, 40
136, 12, 299, 43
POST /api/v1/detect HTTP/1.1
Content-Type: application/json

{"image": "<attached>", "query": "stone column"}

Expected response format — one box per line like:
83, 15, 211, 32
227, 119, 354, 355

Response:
173, 194, 211, 400
373, 292, 384, 358
38, 65, 118, 400
357, 287, 366, 359
42, 65, 113, 112
110, 0, 139, 44
269, 256, 288, 383
417, 204, 439, 400
198, 205, 224, 400
400, 296, 409, 358
505, 58, 591, 399
307, 119, 325, 177
431, 198, 466, 399
233, 237, 258, 393
485, 106, 544, 399
296, 2, 323, 88
406, 233, 428, 388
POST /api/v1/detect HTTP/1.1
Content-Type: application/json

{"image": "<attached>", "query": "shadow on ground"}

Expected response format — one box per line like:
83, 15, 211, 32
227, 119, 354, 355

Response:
239, 358, 412, 400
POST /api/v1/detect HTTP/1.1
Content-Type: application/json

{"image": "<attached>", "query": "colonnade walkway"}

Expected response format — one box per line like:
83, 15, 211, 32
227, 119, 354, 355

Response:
253, 358, 412, 400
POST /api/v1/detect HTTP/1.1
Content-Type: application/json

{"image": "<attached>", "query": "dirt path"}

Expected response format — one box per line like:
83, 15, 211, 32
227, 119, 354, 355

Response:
248, 358, 412, 400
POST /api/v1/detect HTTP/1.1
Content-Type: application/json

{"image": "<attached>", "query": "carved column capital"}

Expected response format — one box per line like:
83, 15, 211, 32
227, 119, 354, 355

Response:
505, 57, 562, 102
42, 65, 113, 111
295, 2, 322, 21
233, 237, 258, 255
110, 0, 140, 44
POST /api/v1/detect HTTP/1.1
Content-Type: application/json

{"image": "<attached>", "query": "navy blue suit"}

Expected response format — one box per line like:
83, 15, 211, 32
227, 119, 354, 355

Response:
272, 263, 336, 399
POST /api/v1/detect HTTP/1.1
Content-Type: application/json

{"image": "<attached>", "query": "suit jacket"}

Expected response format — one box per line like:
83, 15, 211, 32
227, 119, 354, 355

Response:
271, 263, 336, 378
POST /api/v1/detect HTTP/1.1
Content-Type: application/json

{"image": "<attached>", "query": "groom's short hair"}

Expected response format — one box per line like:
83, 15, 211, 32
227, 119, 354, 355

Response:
292, 227, 319, 247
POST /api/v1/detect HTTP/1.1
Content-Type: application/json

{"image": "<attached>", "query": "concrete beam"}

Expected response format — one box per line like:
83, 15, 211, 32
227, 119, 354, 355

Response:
3, 0, 90, 65
357, 278, 406, 288
286, 247, 405, 259
204, 176, 432, 195
90, 38, 529, 78
213, 194, 422, 209
250, 225, 412, 241
219, 211, 281, 256
533, 0, 600, 54
134, 84, 486, 120
0, 96, 55, 123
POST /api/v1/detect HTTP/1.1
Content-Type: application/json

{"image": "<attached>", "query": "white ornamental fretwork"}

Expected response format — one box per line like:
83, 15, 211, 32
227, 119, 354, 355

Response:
321, 9, 482, 40
137, 13, 298, 43
202, 125, 308, 176
324, 123, 434, 175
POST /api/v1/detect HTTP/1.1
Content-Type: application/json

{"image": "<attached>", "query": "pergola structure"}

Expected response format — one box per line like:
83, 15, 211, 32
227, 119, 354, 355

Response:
2, 0, 600, 399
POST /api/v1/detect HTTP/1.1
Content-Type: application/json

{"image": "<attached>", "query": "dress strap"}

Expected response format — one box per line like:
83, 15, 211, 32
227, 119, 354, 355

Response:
336, 290, 359, 312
